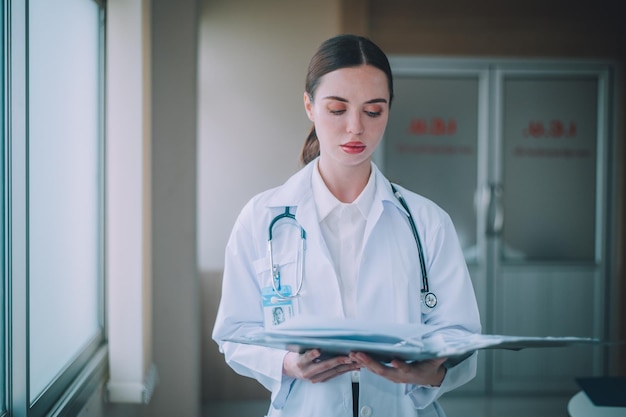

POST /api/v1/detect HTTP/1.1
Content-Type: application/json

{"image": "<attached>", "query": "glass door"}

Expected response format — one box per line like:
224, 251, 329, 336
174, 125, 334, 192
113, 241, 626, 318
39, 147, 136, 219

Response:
382, 57, 612, 394
489, 65, 609, 392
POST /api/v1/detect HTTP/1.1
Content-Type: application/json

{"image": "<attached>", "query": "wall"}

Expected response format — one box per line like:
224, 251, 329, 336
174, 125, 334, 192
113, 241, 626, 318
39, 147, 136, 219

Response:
198, 0, 340, 403
362, 0, 625, 58
198, 0, 340, 272
102, 0, 200, 416
148, 0, 200, 414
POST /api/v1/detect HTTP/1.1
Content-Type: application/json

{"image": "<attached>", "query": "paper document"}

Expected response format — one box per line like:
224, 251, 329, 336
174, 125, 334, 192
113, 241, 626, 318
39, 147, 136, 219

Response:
226, 315, 600, 364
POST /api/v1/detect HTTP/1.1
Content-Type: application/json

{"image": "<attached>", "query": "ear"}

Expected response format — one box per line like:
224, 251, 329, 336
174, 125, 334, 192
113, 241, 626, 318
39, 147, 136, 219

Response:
303, 92, 314, 122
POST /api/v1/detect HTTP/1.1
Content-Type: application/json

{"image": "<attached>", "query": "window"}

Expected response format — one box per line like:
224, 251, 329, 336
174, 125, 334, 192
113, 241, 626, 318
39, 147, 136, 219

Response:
28, 0, 104, 402
4, 0, 107, 415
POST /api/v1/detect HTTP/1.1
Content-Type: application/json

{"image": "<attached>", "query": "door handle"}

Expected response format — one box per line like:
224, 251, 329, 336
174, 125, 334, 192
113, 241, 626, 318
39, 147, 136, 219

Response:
486, 183, 503, 236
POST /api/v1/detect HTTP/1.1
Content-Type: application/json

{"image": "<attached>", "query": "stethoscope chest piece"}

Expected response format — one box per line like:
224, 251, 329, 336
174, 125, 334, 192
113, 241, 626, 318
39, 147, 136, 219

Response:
420, 292, 437, 315
423, 292, 437, 309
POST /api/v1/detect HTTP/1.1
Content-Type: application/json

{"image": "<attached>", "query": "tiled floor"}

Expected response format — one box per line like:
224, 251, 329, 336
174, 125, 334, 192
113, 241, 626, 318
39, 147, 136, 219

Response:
203, 394, 574, 417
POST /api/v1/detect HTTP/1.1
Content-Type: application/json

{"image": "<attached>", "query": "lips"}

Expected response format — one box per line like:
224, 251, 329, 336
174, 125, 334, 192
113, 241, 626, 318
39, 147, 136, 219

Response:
341, 141, 366, 154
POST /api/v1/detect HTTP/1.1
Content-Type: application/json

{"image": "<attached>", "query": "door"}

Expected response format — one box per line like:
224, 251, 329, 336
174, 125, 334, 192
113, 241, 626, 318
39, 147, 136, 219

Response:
488, 65, 608, 393
380, 57, 612, 394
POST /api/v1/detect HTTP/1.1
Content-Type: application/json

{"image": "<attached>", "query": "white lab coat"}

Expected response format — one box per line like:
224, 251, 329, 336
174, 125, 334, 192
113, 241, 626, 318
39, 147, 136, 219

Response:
212, 161, 481, 417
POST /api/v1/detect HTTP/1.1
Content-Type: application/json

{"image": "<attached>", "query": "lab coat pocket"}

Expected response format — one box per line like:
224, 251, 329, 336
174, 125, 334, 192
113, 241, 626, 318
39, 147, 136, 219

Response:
253, 251, 299, 289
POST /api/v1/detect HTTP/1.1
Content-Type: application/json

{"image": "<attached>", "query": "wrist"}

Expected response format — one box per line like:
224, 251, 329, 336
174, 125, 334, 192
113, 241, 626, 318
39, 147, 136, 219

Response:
431, 364, 447, 387
282, 351, 297, 378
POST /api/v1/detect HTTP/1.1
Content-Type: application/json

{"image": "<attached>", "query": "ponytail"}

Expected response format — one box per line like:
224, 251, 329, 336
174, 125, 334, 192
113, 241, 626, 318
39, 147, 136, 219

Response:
300, 126, 320, 165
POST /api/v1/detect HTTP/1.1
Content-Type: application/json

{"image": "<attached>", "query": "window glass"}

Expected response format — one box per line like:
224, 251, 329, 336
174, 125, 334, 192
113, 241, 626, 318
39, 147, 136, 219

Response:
384, 76, 480, 257
501, 77, 598, 262
28, 0, 102, 400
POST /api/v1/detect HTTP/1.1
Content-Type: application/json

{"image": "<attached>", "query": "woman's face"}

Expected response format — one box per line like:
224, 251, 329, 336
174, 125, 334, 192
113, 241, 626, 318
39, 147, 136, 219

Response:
304, 65, 390, 171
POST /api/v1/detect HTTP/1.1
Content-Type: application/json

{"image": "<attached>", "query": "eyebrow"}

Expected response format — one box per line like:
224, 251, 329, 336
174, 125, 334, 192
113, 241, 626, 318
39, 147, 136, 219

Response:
322, 96, 388, 105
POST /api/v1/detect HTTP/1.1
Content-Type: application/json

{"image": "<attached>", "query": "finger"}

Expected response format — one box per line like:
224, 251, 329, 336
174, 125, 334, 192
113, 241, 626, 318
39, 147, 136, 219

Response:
300, 349, 322, 364
349, 352, 393, 377
430, 357, 448, 367
351, 353, 420, 384
311, 361, 360, 383
300, 355, 354, 380
313, 355, 353, 373
391, 357, 448, 385
349, 352, 383, 368
389, 359, 412, 373
295, 350, 323, 377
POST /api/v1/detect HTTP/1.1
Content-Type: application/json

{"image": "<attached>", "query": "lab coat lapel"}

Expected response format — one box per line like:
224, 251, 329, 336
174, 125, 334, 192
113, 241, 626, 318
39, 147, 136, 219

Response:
359, 165, 410, 320
362, 164, 405, 244
294, 188, 344, 317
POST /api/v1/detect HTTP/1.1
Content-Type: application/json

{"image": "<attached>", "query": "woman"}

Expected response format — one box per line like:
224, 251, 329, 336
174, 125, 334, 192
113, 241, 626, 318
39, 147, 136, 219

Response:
212, 34, 481, 417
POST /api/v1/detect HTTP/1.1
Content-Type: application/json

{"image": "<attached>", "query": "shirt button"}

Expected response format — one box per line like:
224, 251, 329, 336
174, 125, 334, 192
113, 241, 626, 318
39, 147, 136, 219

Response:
360, 406, 373, 417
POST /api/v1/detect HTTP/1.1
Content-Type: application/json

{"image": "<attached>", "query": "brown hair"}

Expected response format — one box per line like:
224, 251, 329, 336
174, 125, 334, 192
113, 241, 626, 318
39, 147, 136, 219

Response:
300, 34, 394, 165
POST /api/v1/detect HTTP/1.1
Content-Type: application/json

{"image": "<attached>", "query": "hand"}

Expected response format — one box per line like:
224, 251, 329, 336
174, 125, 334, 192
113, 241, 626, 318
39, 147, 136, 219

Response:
283, 350, 361, 383
348, 352, 447, 386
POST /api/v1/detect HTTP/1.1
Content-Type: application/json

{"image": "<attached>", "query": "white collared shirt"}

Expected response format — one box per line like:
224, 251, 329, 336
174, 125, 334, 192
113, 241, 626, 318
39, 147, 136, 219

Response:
311, 161, 376, 318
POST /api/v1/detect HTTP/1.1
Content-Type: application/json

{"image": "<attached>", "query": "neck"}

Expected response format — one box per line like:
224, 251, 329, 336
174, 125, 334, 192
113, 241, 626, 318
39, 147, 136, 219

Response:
317, 160, 371, 203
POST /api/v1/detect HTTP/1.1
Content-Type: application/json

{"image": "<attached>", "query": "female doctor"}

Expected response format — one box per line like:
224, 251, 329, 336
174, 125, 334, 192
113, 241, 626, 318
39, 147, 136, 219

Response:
212, 34, 481, 417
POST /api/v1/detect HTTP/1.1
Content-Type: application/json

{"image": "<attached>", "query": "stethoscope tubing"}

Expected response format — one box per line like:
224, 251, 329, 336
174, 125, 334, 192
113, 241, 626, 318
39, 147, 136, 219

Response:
268, 207, 305, 299
391, 184, 438, 310
390, 185, 429, 293
267, 184, 437, 309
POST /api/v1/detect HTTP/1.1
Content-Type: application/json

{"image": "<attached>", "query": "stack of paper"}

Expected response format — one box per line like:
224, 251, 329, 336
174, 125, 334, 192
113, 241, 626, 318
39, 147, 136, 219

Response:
226, 315, 600, 364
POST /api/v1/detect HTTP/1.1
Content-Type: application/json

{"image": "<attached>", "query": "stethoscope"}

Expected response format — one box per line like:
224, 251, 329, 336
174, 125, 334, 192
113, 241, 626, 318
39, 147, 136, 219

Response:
267, 184, 438, 311
390, 184, 438, 311
267, 207, 306, 299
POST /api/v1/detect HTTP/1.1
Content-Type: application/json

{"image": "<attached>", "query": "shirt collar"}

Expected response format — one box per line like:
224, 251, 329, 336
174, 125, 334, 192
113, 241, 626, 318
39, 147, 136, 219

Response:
312, 160, 376, 222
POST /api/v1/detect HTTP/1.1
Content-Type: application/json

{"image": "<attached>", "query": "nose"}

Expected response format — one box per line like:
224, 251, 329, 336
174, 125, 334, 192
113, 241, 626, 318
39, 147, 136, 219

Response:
347, 111, 364, 135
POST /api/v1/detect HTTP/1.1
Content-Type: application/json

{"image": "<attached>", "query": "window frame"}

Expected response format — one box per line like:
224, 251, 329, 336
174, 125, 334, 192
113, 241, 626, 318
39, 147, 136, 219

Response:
1, 0, 6, 413
4, 0, 108, 416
